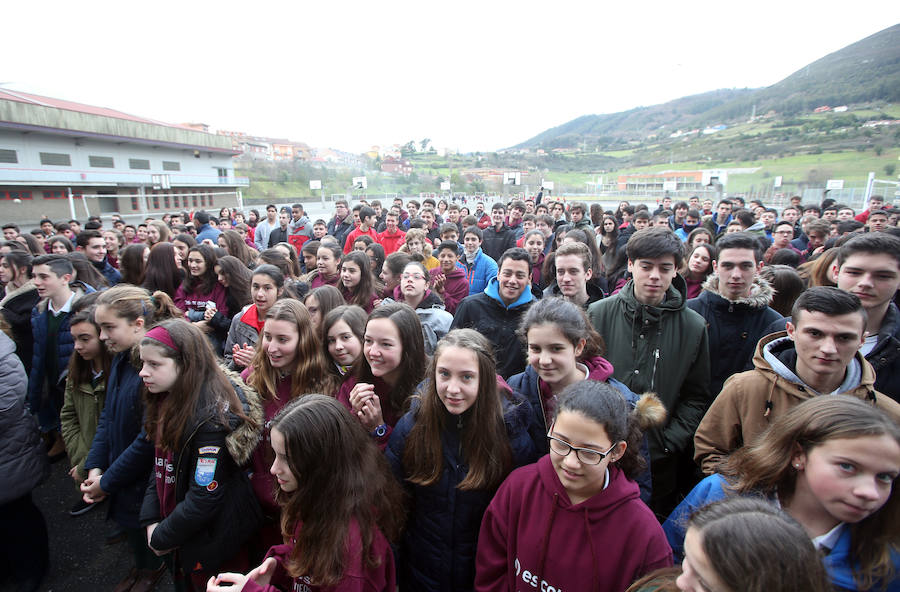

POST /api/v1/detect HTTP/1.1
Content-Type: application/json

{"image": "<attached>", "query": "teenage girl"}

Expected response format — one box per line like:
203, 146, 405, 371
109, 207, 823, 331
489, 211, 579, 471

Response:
305, 243, 341, 289
378, 252, 411, 301
386, 329, 537, 591
224, 265, 284, 371
302, 285, 344, 338
206, 255, 252, 355
475, 381, 673, 592
336, 302, 426, 447
680, 243, 716, 300
81, 286, 181, 591
207, 395, 405, 592
0, 250, 39, 374
323, 305, 367, 380
663, 396, 900, 592
667, 497, 831, 592
60, 294, 110, 510
339, 251, 378, 313
243, 300, 332, 546
138, 320, 263, 590
174, 245, 228, 351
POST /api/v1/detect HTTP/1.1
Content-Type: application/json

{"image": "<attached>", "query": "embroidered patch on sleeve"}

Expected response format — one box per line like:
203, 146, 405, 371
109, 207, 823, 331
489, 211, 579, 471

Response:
198, 446, 221, 455
194, 457, 217, 486
206, 481, 218, 492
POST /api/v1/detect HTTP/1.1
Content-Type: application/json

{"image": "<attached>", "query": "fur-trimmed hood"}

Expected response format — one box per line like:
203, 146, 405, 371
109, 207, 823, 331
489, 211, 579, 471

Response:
0, 280, 36, 308
700, 274, 774, 309
633, 392, 666, 430
221, 366, 264, 466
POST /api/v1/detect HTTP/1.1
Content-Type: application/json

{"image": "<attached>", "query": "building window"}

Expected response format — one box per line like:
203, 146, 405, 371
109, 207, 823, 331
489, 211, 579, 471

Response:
0, 149, 17, 163
152, 194, 159, 209
89, 155, 115, 168
39, 152, 72, 166
1, 190, 33, 200
162, 161, 181, 171
164, 195, 170, 208
192, 194, 198, 207
131, 196, 139, 211
129, 158, 151, 170
43, 190, 66, 199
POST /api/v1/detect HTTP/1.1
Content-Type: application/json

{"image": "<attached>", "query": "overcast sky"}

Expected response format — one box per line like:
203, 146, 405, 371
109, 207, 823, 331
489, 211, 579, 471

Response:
5, 2, 898, 153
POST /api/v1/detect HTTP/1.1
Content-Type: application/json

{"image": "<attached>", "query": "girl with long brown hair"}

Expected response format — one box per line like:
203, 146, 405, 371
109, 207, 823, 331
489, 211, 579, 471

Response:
338, 251, 378, 313
664, 396, 900, 592
138, 319, 262, 590
217, 229, 258, 268
142, 242, 183, 296
242, 300, 333, 548
385, 329, 536, 591
208, 395, 404, 592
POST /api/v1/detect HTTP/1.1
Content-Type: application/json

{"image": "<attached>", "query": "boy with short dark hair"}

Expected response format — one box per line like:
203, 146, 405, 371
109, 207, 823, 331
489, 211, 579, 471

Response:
588, 227, 710, 516
344, 206, 378, 253
482, 204, 518, 262
29, 255, 93, 458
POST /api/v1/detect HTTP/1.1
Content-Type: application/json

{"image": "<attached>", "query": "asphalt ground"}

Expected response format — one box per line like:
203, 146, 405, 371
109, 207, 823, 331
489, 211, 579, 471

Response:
1, 458, 174, 592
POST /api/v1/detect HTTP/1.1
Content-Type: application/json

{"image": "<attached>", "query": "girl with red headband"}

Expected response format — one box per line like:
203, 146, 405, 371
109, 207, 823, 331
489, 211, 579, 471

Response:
138, 319, 263, 591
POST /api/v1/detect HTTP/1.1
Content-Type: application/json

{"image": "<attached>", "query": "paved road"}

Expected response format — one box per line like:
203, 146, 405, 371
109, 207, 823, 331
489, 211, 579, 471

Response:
1, 458, 174, 592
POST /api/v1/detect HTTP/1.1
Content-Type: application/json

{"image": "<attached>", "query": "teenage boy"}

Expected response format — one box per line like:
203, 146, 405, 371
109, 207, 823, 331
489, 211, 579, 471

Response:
267, 208, 291, 248
702, 199, 733, 241
253, 205, 278, 250
763, 221, 803, 263
429, 241, 469, 315
419, 208, 440, 245
460, 226, 498, 295
833, 234, 900, 400
312, 219, 328, 239
674, 209, 701, 241
505, 200, 527, 239
326, 200, 353, 247
568, 201, 591, 231
588, 227, 710, 516
75, 230, 121, 286
687, 233, 782, 397
482, 203, 518, 262
377, 211, 406, 255
344, 206, 378, 253
2, 223, 19, 240
866, 209, 889, 233
855, 194, 884, 223
669, 201, 689, 231
543, 241, 604, 309
29, 255, 93, 459
452, 248, 534, 378
695, 287, 900, 474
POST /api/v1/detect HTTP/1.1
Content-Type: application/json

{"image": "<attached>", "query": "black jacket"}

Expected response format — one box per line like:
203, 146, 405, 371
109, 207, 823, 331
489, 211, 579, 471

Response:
480, 225, 517, 263
687, 276, 783, 397
0, 281, 40, 375
140, 371, 263, 573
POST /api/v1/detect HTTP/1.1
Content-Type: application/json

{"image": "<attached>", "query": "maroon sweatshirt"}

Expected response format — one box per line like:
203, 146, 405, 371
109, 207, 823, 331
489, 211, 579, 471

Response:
243, 519, 395, 592
429, 266, 469, 315
475, 456, 671, 592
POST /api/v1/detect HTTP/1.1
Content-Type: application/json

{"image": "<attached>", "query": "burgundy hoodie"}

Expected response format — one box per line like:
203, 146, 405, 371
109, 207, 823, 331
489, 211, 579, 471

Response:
537, 356, 615, 423
475, 456, 671, 592
429, 266, 469, 315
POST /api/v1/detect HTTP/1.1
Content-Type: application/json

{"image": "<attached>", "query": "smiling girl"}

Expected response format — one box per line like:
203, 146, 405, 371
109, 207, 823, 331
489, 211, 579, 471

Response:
81, 286, 180, 591
243, 300, 332, 548
475, 381, 672, 592
664, 396, 900, 592
174, 244, 227, 328
323, 305, 367, 380
337, 302, 425, 447
386, 329, 536, 592
339, 251, 378, 313
207, 395, 404, 592
138, 320, 262, 590
306, 244, 342, 289
224, 265, 284, 371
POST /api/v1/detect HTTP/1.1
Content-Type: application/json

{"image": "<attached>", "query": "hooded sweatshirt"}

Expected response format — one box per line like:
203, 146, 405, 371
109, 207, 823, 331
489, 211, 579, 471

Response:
694, 332, 900, 474
475, 456, 671, 592
429, 265, 469, 315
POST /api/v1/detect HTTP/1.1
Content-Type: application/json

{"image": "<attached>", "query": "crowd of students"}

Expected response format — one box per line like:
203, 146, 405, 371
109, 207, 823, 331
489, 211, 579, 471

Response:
0, 191, 899, 592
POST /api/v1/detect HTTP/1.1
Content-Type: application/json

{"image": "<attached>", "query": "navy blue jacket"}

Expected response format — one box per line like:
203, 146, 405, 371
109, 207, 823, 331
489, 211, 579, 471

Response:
93, 259, 121, 286
506, 364, 654, 504
85, 349, 155, 528
28, 284, 94, 408
386, 391, 537, 592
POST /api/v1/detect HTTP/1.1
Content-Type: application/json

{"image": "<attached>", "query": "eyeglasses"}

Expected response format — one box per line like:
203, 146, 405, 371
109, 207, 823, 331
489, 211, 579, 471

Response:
401, 272, 426, 281
547, 429, 618, 465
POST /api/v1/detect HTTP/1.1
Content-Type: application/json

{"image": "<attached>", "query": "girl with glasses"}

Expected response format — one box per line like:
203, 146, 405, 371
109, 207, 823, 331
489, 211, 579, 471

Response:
386, 261, 453, 355
385, 330, 536, 592
475, 380, 672, 592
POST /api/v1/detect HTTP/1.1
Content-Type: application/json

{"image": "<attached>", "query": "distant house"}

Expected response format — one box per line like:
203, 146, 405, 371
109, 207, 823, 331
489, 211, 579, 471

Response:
381, 158, 413, 175
814, 106, 832, 113
833, 106, 848, 113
